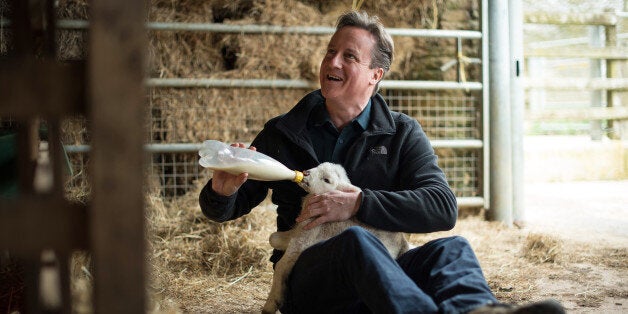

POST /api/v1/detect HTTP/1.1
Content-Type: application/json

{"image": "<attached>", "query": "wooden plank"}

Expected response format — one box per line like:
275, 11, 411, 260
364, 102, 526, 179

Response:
89, 0, 147, 313
0, 197, 88, 254
524, 78, 628, 91
527, 107, 628, 121
0, 59, 86, 117
524, 11, 617, 26
525, 47, 628, 60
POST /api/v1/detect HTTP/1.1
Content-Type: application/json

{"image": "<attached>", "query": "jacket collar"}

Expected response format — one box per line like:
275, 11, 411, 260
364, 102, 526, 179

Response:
276, 90, 396, 141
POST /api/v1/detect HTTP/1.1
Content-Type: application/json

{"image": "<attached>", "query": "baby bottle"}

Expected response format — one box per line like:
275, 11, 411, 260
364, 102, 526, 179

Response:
198, 140, 304, 183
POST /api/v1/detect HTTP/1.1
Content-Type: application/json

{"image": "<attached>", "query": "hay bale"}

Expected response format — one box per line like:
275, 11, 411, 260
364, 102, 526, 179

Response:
522, 233, 563, 264
146, 183, 275, 277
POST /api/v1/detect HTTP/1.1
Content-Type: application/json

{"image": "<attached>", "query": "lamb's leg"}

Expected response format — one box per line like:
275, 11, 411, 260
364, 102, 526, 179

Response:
262, 249, 300, 314
269, 230, 291, 251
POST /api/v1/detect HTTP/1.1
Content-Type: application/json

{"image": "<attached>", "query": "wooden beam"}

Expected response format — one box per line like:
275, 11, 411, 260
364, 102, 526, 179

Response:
525, 47, 628, 60
524, 11, 618, 26
527, 107, 628, 121
524, 78, 628, 91
89, 0, 147, 313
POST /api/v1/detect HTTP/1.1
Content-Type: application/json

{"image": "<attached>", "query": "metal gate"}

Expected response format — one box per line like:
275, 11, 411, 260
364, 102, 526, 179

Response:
61, 20, 487, 208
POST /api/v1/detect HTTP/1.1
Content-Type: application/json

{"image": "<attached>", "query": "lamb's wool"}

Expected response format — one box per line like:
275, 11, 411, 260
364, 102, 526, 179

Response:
262, 162, 409, 313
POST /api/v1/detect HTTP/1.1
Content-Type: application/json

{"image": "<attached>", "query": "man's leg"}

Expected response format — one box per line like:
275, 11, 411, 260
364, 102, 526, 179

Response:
397, 236, 498, 314
281, 226, 438, 314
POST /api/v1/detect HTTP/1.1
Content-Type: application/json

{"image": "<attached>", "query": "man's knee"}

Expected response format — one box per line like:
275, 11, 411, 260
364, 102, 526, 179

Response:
429, 235, 472, 250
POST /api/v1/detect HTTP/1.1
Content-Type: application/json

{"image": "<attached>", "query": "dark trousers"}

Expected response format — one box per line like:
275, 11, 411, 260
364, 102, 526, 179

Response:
281, 226, 498, 314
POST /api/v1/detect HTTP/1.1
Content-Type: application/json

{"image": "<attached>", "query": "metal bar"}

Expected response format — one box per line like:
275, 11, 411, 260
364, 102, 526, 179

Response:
145, 78, 317, 89
145, 78, 483, 90
510, 0, 525, 225
488, 0, 513, 225
8, 19, 482, 39
89, 0, 147, 312
431, 139, 483, 149
457, 197, 485, 208
64, 139, 484, 154
481, 0, 490, 211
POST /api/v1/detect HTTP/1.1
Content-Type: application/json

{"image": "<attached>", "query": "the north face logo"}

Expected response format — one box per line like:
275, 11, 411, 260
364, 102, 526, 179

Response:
370, 146, 387, 155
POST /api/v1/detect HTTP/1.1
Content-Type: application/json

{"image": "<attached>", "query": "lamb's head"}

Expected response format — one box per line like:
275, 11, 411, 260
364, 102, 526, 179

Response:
298, 162, 352, 194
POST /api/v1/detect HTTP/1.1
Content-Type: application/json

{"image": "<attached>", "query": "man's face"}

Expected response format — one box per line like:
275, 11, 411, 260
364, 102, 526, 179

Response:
319, 26, 383, 106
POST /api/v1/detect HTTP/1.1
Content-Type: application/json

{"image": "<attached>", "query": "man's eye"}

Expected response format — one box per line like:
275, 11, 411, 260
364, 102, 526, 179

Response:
345, 54, 356, 60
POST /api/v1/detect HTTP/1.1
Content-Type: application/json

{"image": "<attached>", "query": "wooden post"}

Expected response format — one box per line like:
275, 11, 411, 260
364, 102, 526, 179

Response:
89, 0, 147, 313
590, 25, 604, 140
0, 1, 88, 313
606, 15, 619, 139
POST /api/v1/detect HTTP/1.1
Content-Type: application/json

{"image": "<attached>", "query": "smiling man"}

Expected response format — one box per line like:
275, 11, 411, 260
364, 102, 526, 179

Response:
199, 10, 564, 314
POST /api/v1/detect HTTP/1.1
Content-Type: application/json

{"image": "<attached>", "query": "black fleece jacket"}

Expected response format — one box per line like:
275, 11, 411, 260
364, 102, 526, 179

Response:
199, 90, 458, 263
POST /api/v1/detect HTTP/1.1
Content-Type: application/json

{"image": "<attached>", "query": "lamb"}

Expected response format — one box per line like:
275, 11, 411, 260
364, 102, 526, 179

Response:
262, 162, 409, 314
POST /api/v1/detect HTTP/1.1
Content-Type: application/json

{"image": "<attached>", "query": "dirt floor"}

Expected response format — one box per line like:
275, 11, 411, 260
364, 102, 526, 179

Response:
521, 180, 628, 313
143, 180, 628, 314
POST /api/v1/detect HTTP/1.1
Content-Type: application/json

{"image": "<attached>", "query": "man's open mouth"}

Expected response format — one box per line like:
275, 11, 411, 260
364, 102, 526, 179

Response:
327, 74, 342, 81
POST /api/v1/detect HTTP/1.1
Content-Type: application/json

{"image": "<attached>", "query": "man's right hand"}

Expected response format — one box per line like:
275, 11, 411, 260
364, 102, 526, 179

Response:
210, 143, 255, 196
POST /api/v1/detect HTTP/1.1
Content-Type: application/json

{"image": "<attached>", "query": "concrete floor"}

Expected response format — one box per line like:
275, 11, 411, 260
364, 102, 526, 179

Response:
523, 180, 628, 247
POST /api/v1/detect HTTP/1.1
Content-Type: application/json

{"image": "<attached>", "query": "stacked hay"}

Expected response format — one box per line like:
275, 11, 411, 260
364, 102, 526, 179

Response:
48, 0, 481, 144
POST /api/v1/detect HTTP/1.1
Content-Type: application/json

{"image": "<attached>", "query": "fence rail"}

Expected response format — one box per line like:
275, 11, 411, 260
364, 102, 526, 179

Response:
524, 10, 627, 136
527, 107, 628, 121
63, 139, 484, 153
524, 78, 628, 91
146, 78, 483, 91
0, 19, 483, 39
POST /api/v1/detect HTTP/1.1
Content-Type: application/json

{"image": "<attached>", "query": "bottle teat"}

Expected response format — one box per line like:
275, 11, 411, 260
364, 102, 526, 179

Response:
293, 170, 304, 183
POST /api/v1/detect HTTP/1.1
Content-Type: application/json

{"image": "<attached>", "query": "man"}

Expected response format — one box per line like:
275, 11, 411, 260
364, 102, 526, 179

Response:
200, 10, 564, 314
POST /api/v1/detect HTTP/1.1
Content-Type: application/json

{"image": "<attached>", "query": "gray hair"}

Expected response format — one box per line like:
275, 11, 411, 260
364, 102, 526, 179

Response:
336, 11, 394, 95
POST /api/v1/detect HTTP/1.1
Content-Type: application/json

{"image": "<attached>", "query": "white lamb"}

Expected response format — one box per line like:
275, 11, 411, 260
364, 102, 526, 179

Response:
262, 162, 409, 314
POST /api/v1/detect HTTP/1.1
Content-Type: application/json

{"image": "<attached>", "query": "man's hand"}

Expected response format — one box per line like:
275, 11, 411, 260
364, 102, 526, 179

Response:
296, 189, 362, 230
211, 143, 256, 196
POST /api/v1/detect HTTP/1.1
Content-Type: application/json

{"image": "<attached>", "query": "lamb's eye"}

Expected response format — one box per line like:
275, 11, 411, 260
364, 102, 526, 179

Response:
323, 178, 331, 184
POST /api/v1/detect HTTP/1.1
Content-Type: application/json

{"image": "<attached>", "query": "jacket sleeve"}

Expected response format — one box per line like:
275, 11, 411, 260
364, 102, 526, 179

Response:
355, 118, 458, 234
198, 177, 269, 222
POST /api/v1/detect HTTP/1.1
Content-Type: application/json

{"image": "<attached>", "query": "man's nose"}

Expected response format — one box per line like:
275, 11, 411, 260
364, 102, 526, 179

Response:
328, 53, 342, 68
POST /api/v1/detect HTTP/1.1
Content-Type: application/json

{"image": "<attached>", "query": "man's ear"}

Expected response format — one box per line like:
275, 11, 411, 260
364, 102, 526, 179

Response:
370, 67, 384, 85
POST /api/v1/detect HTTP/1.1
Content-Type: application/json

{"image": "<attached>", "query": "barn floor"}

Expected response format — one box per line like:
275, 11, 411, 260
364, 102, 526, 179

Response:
521, 180, 628, 313
142, 180, 627, 314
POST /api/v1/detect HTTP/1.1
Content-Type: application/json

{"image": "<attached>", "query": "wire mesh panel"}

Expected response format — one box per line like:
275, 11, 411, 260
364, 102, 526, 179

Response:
152, 152, 202, 197
382, 89, 481, 140
62, 88, 484, 199
435, 148, 482, 198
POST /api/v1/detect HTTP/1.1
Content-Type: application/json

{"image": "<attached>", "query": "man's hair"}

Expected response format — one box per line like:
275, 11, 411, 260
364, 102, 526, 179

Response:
336, 11, 394, 95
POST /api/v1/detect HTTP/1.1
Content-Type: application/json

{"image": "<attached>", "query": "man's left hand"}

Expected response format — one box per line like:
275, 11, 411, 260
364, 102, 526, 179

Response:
296, 190, 362, 230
